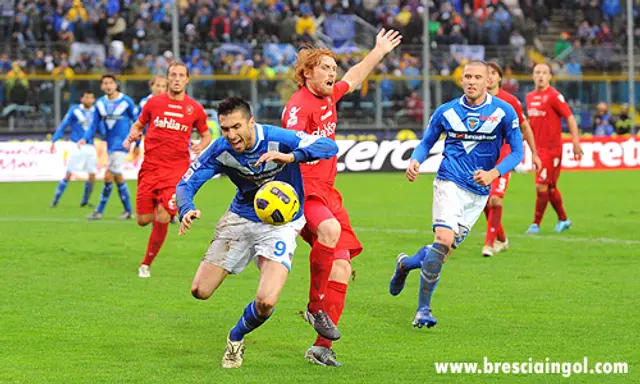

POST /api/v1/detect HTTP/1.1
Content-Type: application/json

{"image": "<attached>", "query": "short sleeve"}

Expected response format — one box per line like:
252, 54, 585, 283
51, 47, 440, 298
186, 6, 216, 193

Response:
332, 80, 350, 102
550, 92, 573, 119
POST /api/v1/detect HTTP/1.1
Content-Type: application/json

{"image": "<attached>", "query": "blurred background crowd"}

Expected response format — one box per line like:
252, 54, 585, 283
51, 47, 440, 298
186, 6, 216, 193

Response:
0, 0, 638, 134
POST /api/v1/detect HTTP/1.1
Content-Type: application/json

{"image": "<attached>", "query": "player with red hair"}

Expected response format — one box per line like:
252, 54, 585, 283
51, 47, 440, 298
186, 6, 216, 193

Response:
283, 29, 402, 367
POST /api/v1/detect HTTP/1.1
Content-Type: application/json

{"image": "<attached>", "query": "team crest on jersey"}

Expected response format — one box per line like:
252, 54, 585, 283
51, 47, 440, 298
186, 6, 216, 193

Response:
186, 105, 194, 115
466, 117, 480, 131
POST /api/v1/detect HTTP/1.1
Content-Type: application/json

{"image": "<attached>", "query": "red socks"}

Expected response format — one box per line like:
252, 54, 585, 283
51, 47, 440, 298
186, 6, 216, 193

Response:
484, 206, 503, 246
313, 280, 348, 349
549, 188, 568, 221
141, 221, 169, 266
308, 241, 335, 314
534, 189, 550, 226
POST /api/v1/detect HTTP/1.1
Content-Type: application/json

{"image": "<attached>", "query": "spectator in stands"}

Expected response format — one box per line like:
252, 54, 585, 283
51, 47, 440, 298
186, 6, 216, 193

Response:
51, 60, 75, 80
5, 62, 29, 103
601, 0, 621, 23
593, 116, 614, 136
510, 29, 526, 59
555, 32, 572, 58
501, 64, 519, 94
533, 0, 550, 33
584, 0, 603, 27
104, 50, 123, 73
0, 53, 13, 73
296, 7, 316, 37
592, 102, 613, 135
210, 9, 231, 42
614, 104, 633, 135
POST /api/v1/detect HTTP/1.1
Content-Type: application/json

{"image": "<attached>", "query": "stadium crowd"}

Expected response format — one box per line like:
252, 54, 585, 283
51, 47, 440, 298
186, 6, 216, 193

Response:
0, 0, 637, 134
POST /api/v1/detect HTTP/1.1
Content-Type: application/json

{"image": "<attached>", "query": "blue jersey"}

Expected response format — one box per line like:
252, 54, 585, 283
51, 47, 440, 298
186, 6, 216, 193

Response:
176, 123, 338, 222
135, 94, 153, 146
411, 93, 524, 195
85, 93, 138, 153
52, 104, 95, 144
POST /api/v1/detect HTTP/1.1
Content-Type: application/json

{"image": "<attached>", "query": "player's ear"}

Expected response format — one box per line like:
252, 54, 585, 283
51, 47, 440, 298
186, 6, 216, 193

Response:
248, 116, 255, 126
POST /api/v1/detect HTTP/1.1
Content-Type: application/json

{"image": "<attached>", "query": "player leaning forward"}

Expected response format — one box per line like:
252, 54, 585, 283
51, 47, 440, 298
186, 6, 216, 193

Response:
390, 61, 524, 328
283, 29, 402, 366
123, 62, 212, 278
176, 97, 338, 368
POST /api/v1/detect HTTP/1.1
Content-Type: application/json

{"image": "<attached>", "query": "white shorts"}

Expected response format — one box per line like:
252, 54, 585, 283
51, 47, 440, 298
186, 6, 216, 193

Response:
108, 151, 127, 175
203, 210, 306, 274
67, 144, 97, 174
432, 178, 488, 248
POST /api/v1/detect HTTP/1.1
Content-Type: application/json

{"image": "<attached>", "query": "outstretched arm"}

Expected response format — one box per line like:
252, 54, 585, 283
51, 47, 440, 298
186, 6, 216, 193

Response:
255, 129, 338, 166
342, 29, 402, 93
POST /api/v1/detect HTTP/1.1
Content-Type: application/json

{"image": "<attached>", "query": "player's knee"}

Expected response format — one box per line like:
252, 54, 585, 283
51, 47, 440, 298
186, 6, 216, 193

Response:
136, 215, 152, 227
191, 284, 212, 300
316, 219, 341, 247
329, 259, 351, 283
434, 231, 455, 249
489, 196, 502, 208
255, 296, 275, 317
155, 207, 172, 224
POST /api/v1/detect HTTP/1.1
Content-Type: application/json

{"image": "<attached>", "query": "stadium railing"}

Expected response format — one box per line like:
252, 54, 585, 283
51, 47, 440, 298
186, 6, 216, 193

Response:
0, 74, 638, 133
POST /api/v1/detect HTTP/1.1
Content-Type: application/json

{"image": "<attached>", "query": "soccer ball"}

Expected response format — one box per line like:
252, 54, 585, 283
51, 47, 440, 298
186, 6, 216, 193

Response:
254, 181, 300, 226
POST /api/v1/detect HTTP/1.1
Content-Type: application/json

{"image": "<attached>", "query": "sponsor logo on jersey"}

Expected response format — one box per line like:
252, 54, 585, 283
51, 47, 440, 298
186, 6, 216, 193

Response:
527, 108, 547, 117
164, 111, 184, 118
310, 122, 336, 137
448, 131, 497, 141
286, 106, 301, 128
168, 104, 182, 109
320, 110, 333, 121
154, 116, 189, 131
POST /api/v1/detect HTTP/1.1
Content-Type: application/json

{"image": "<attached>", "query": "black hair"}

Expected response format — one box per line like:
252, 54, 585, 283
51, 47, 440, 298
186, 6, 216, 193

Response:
82, 90, 95, 96
217, 96, 252, 118
101, 73, 117, 83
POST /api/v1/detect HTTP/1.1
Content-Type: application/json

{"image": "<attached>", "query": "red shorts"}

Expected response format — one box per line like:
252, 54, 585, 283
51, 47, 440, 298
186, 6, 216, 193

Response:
490, 172, 511, 198
300, 183, 363, 260
136, 166, 182, 216
536, 151, 562, 186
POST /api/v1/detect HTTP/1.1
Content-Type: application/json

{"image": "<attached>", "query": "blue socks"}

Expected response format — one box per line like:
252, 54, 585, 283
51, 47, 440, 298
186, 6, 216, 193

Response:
117, 182, 132, 213
96, 182, 113, 214
402, 246, 430, 271
229, 301, 272, 341
418, 243, 449, 310
52, 179, 69, 205
81, 181, 93, 206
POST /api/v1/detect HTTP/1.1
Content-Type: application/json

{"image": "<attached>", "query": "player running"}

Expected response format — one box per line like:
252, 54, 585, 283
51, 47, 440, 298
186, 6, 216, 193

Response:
50, 90, 97, 208
132, 75, 168, 156
176, 97, 338, 369
481, 62, 542, 257
525, 63, 583, 234
390, 61, 524, 328
283, 29, 402, 366
81, 74, 137, 220
123, 63, 211, 278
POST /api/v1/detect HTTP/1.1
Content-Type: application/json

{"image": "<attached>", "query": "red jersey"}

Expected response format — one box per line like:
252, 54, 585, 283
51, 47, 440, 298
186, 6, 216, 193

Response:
138, 93, 208, 169
282, 81, 349, 186
526, 86, 573, 152
495, 88, 526, 162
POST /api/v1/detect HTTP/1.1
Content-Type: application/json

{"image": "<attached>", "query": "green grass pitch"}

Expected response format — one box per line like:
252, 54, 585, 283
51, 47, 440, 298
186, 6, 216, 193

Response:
1, 171, 638, 383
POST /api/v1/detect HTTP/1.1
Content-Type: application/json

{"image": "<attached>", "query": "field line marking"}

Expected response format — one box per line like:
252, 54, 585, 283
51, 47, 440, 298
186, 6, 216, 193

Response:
1, 217, 639, 245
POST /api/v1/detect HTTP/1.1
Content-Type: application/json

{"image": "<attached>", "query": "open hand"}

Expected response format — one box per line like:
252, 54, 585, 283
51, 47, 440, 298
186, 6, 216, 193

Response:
375, 29, 403, 55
